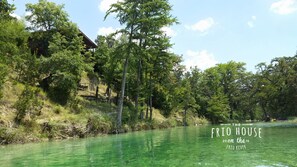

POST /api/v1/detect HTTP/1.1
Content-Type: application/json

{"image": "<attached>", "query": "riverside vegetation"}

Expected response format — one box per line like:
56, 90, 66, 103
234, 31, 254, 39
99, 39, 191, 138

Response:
0, 0, 297, 145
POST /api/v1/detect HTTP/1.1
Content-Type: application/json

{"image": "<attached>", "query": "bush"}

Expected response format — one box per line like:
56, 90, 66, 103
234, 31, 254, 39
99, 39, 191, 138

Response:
14, 85, 43, 124
0, 127, 38, 145
15, 53, 40, 85
160, 118, 177, 128
86, 115, 112, 134
68, 96, 84, 113
195, 116, 209, 125
0, 127, 15, 144
40, 50, 91, 105
0, 63, 8, 98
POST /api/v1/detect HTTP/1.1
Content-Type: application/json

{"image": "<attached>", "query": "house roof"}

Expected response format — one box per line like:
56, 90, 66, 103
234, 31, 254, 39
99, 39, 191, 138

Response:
29, 29, 97, 56
79, 29, 97, 49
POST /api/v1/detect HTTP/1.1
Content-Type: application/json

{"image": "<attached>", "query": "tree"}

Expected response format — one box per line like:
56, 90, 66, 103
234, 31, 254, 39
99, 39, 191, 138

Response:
151, 54, 184, 116
0, 1, 29, 98
194, 61, 251, 123
176, 72, 198, 126
105, 0, 137, 130
0, 18, 29, 62
199, 66, 230, 123
255, 56, 297, 120
26, 0, 73, 57
25, 0, 68, 31
105, 0, 177, 129
207, 92, 230, 124
0, 0, 15, 20
93, 35, 123, 103
40, 50, 88, 104
187, 67, 204, 116
25, 0, 91, 105
216, 61, 246, 120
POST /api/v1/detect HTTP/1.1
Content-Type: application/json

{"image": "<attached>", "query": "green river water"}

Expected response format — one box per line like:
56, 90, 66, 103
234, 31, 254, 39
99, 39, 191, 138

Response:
0, 123, 296, 167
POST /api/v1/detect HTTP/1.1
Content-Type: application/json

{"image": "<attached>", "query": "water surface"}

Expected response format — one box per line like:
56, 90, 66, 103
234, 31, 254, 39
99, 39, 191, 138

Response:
0, 123, 296, 167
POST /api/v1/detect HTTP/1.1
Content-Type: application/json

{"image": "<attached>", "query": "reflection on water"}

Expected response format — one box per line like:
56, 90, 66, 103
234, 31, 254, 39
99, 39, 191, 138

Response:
0, 123, 296, 167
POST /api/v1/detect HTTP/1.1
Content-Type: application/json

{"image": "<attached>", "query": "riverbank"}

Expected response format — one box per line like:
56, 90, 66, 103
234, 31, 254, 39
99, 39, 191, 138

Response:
0, 81, 208, 145
0, 109, 208, 145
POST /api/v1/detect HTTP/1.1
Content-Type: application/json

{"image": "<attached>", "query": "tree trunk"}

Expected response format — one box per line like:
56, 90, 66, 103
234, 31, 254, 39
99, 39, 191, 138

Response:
116, 25, 134, 131
146, 98, 149, 120
149, 73, 153, 121
183, 108, 188, 126
149, 95, 152, 121
261, 102, 270, 122
230, 108, 233, 120
140, 102, 144, 120
95, 85, 99, 101
105, 85, 111, 104
116, 57, 129, 130
249, 109, 254, 121
135, 39, 143, 109
135, 59, 142, 120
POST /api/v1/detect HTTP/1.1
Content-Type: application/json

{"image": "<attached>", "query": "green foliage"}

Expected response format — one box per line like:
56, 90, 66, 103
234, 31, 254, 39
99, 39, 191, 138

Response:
0, 0, 15, 20
15, 53, 40, 85
0, 17, 29, 98
207, 93, 230, 124
93, 35, 122, 93
68, 96, 84, 113
152, 83, 174, 115
48, 25, 85, 54
40, 50, 88, 104
192, 62, 253, 122
14, 86, 43, 124
0, 19, 29, 62
2, 0, 297, 147
255, 56, 297, 119
25, 0, 68, 31
0, 62, 8, 98
24, 0, 91, 105
105, 0, 178, 128
86, 115, 112, 134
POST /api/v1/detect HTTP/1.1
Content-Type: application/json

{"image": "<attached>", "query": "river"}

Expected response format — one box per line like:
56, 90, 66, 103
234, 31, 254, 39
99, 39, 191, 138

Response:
0, 122, 296, 167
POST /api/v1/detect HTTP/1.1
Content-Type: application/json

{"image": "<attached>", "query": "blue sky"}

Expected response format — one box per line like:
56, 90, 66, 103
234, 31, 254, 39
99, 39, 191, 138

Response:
9, 0, 297, 72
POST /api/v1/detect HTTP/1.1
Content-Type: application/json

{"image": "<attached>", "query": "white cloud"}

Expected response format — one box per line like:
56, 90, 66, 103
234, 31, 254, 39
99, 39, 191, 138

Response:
185, 17, 215, 33
270, 0, 297, 15
9, 13, 21, 20
247, 21, 254, 28
247, 15, 256, 28
25, 11, 32, 16
97, 27, 118, 36
98, 27, 122, 39
161, 26, 177, 37
10, 12, 32, 28
183, 50, 218, 71
99, 0, 123, 13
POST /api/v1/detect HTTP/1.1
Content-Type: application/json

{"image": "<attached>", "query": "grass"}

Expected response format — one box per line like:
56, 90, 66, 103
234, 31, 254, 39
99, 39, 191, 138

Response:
288, 117, 297, 123
0, 75, 210, 145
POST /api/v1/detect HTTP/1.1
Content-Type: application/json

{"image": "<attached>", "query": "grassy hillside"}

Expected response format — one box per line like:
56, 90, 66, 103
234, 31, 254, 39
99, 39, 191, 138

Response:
0, 76, 208, 145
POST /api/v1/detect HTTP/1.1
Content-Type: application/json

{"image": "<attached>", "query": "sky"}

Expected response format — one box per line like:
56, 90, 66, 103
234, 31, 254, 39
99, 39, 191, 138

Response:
8, 0, 297, 72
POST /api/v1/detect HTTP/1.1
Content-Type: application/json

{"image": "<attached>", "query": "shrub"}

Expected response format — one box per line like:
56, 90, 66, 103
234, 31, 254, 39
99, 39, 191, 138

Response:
0, 63, 8, 98
0, 127, 36, 145
14, 85, 43, 124
68, 96, 84, 113
86, 115, 112, 134
40, 50, 91, 105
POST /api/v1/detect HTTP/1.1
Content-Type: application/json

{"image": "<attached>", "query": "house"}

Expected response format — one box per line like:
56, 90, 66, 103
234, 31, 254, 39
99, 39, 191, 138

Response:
28, 29, 97, 57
